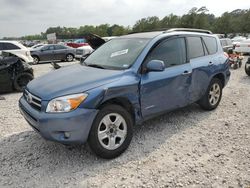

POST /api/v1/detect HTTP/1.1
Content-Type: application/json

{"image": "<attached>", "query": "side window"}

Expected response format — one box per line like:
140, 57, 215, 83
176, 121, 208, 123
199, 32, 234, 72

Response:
146, 38, 186, 67
42, 45, 54, 51
55, 45, 67, 50
187, 37, 204, 59
0, 43, 4, 50
3, 43, 20, 50
203, 36, 217, 55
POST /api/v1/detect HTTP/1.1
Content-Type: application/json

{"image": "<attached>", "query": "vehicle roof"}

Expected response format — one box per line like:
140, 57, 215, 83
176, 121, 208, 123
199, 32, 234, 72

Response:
0, 40, 27, 49
119, 30, 214, 39
120, 31, 164, 39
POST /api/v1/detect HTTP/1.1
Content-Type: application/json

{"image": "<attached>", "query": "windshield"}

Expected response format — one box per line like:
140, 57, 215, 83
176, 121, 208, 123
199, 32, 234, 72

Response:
84, 38, 149, 70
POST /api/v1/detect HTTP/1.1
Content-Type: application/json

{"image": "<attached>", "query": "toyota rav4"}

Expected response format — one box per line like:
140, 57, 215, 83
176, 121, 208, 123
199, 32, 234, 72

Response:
19, 29, 230, 159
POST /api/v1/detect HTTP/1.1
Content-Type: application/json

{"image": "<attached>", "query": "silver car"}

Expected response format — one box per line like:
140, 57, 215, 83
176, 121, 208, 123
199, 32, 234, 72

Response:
30, 44, 76, 64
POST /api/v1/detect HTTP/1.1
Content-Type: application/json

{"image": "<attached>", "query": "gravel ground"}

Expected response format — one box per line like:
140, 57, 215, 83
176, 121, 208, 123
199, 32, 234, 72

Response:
0, 59, 249, 188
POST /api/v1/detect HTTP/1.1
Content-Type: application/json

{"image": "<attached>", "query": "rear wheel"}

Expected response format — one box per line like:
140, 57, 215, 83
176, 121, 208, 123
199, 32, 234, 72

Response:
66, 54, 74, 62
13, 72, 34, 92
199, 78, 223, 111
88, 104, 133, 159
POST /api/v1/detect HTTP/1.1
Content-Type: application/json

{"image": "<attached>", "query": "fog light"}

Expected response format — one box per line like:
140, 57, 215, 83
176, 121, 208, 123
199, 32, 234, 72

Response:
64, 132, 70, 139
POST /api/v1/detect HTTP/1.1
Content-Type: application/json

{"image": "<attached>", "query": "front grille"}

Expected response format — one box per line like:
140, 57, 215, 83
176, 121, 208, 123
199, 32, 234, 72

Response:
24, 90, 42, 111
76, 49, 84, 55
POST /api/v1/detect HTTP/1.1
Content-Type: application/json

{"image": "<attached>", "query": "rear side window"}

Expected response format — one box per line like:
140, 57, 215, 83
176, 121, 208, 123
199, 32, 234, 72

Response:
146, 37, 187, 67
3, 43, 20, 50
0, 43, 4, 50
55, 45, 67, 50
187, 37, 204, 59
203, 36, 217, 55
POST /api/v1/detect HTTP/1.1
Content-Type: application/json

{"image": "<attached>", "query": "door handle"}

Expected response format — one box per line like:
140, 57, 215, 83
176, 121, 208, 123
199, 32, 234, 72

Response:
208, 62, 214, 66
182, 70, 192, 75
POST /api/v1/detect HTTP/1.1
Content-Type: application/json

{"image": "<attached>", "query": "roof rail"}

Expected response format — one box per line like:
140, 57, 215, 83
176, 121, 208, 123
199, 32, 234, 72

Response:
165, 28, 213, 34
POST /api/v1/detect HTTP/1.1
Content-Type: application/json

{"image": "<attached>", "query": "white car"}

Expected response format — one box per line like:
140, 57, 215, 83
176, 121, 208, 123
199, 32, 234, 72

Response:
234, 39, 250, 54
0, 41, 33, 63
75, 45, 93, 59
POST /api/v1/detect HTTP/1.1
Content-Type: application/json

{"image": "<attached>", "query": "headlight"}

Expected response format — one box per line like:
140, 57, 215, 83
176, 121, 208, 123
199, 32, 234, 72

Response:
46, 93, 88, 113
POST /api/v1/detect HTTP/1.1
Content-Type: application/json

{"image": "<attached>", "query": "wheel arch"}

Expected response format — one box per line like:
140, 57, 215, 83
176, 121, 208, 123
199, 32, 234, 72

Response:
213, 73, 225, 88
97, 97, 137, 124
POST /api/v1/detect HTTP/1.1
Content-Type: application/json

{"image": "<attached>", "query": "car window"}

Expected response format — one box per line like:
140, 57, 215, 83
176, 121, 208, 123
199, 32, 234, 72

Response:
187, 37, 204, 59
3, 43, 20, 50
55, 45, 67, 50
0, 43, 4, 50
145, 37, 187, 67
203, 36, 217, 55
220, 40, 227, 47
42, 45, 54, 51
85, 38, 149, 69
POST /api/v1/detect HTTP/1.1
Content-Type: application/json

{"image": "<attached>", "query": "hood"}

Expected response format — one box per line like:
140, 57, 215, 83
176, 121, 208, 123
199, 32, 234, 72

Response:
84, 33, 106, 49
27, 64, 123, 100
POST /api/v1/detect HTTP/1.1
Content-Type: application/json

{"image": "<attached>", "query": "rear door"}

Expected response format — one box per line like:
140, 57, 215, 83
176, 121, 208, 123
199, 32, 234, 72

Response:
188, 36, 218, 102
140, 37, 192, 118
39, 45, 55, 61
54, 45, 67, 60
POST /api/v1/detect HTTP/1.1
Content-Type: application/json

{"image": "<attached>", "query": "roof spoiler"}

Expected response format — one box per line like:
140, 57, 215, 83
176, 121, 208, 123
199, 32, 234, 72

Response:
165, 28, 213, 34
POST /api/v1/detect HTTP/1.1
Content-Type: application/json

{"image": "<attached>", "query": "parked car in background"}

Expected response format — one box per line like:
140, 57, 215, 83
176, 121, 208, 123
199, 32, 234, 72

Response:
0, 41, 33, 64
234, 39, 250, 54
75, 34, 106, 59
19, 29, 230, 159
30, 44, 76, 64
66, 39, 89, 48
231, 36, 247, 48
0, 52, 33, 93
75, 45, 93, 59
220, 38, 233, 52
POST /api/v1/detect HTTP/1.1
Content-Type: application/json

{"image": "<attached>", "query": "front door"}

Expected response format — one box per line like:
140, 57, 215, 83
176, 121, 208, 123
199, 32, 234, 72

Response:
140, 37, 192, 118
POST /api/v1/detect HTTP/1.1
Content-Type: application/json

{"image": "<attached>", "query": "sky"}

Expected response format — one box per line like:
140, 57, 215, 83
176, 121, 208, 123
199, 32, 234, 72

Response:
0, 0, 249, 38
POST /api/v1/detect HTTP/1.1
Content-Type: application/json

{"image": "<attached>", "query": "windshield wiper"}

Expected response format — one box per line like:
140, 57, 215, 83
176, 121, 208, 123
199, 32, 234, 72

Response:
87, 64, 105, 69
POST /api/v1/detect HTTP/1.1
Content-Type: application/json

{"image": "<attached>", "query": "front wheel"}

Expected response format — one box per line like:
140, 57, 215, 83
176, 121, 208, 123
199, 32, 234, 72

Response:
199, 78, 223, 111
13, 72, 34, 92
88, 105, 133, 159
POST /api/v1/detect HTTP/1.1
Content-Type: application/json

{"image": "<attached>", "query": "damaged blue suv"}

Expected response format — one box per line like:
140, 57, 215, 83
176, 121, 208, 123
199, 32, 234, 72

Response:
19, 29, 230, 158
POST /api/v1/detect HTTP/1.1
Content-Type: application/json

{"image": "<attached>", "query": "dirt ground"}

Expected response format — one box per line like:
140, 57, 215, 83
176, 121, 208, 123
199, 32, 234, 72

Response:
0, 59, 249, 188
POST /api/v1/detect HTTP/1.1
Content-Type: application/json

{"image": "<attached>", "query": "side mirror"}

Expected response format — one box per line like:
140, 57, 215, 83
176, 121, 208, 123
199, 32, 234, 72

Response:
146, 60, 165, 72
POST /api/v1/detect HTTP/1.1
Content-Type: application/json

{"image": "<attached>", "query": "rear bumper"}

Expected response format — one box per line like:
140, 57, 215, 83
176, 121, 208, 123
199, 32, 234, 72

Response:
19, 96, 98, 144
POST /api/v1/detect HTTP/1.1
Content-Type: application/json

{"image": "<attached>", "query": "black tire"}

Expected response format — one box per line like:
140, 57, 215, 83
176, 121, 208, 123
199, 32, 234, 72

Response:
32, 56, 39, 64
245, 64, 250, 76
199, 78, 223, 111
88, 104, 133, 159
66, 54, 74, 62
13, 72, 34, 92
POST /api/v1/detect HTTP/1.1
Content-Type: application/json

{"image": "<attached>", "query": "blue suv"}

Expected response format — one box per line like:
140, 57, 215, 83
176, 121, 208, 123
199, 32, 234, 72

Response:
19, 29, 230, 158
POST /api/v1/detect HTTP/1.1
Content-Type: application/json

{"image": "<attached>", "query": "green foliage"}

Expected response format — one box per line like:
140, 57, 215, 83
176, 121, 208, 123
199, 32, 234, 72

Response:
10, 7, 250, 40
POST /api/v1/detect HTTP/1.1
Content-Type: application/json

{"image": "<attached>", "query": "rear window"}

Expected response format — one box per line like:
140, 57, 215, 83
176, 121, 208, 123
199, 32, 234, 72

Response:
2, 43, 20, 50
187, 37, 204, 59
203, 36, 217, 54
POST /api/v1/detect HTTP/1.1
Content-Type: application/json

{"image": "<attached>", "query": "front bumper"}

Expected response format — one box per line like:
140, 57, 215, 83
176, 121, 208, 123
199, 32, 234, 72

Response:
19, 96, 98, 144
